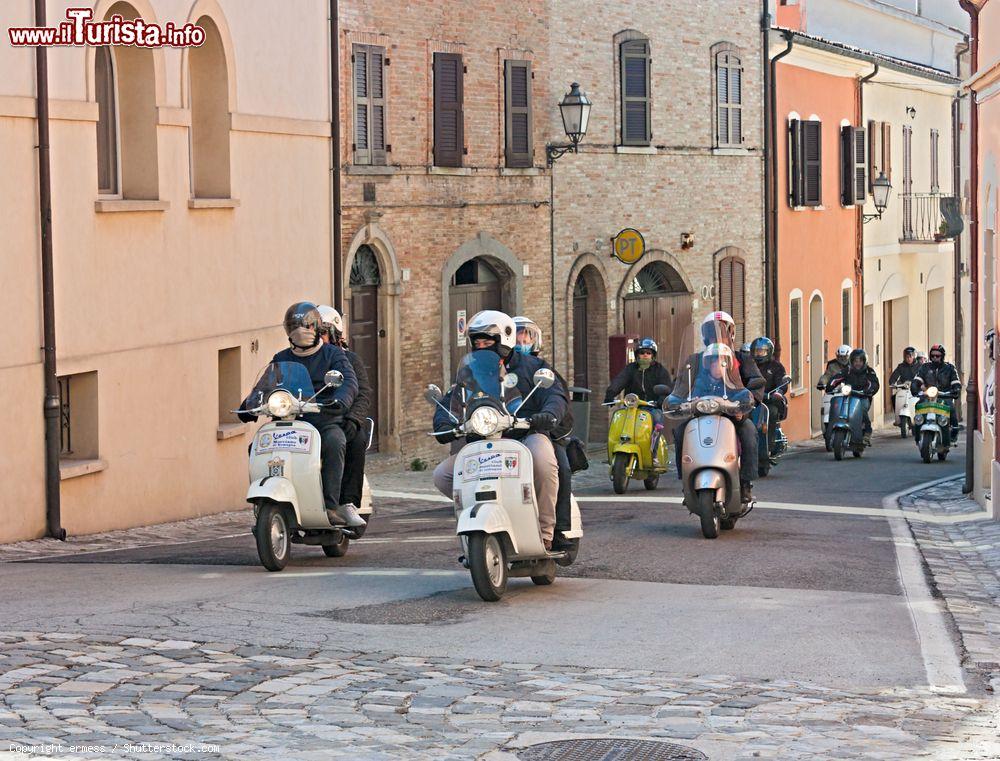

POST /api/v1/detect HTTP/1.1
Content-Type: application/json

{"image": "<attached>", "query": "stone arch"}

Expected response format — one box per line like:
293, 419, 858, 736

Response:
615, 250, 693, 331
441, 232, 523, 384
564, 252, 612, 371
86, 0, 167, 107
344, 222, 404, 454
181, 0, 239, 113
567, 255, 611, 442
879, 272, 907, 302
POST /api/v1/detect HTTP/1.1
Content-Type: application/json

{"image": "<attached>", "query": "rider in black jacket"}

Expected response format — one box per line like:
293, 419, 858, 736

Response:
889, 347, 919, 386
910, 344, 961, 438
604, 337, 672, 464
829, 348, 879, 446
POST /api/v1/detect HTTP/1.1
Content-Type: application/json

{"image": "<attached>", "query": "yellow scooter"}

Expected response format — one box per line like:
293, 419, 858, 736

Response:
605, 393, 670, 493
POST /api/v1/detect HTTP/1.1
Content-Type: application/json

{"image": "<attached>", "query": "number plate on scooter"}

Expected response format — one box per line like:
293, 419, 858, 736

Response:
267, 458, 284, 478
463, 451, 520, 481
258, 430, 311, 453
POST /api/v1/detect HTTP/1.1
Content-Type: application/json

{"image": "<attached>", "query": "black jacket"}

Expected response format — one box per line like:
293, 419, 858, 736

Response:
736, 350, 766, 403
911, 361, 961, 397
830, 365, 880, 398
604, 361, 673, 405
344, 349, 373, 429
889, 361, 919, 386
504, 352, 570, 437
755, 359, 788, 395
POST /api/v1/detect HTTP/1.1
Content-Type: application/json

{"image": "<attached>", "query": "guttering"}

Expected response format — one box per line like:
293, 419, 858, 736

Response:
959, 0, 979, 493
330, 0, 343, 311
857, 64, 878, 347
34, 0, 65, 540
766, 29, 794, 347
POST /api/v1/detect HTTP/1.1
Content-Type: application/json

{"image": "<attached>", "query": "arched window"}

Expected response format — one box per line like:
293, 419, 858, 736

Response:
712, 43, 743, 148
189, 16, 230, 198
626, 261, 686, 296
95, 45, 118, 195
350, 245, 382, 287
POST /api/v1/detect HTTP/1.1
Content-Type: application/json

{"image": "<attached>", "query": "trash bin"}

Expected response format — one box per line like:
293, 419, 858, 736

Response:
569, 387, 591, 442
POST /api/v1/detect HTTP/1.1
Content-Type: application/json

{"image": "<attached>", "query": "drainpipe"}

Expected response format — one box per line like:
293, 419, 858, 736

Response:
766, 30, 794, 350
761, 1, 772, 337
35, 0, 65, 540
858, 64, 878, 353
330, 0, 343, 312
953, 39, 969, 411
959, 1, 979, 493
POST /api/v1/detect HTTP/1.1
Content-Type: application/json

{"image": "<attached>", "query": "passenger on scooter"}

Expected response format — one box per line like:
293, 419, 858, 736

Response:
889, 347, 919, 386
514, 316, 576, 551
672, 312, 763, 506
603, 338, 672, 465
238, 302, 364, 527
317, 305, 372, 512
432, 311, 564, 550
910, 344, 961, 440
750, 337, 788, 458
828, 349, 879, 446
817, 344, 852, 391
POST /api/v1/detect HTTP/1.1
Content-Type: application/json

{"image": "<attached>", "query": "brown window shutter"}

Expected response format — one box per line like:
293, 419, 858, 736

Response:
370, 47, 387, 166
718, 257, 746, 344
789, 119, 804, 207
504, 60, 532, 168
715, 51, 743, 147
803, 120, 822, 206
96, 45, 118, 194
719, 257, 733, 311
853, 127, 867, 204
930, 128, 939, 192
433, 53, 464, 167
902, 125, 912, 194
867, 119, 877, 192
881, 121, 892, 183
353, 44, 371, 165
620, 40, 651, 146
840, 125, 854, 205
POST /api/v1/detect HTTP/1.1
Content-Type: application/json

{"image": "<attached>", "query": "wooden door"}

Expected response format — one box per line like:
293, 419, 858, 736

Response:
623, 293, 692, 380
349, 285, 379, 450
573, 285, 589, 389
449, 282, 502, 380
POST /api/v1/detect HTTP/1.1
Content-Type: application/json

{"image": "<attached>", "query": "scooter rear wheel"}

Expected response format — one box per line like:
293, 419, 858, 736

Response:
531, 560, 557, 586
900, 419, 908, 438
255, 501, 290, 572
697, 489, 720, 539
322, 535, 350, 557
468, 533, 508, 602
937, 448, 948, 461
643, 475, 659, 490
611, 453, 631, 494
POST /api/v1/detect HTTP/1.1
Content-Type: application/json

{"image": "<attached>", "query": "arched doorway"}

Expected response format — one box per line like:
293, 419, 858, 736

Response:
449, 257, 507, 375
623, 260, 692, 379
349, 245, 381, 450
571, 264, 610, 442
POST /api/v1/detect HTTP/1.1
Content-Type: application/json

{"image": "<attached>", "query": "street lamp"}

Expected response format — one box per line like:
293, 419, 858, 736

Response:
863, 172, 892, 223
547, 82, 592, 165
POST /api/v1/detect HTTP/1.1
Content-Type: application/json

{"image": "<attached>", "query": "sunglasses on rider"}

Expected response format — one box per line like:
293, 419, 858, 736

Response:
637, 349, 654, 356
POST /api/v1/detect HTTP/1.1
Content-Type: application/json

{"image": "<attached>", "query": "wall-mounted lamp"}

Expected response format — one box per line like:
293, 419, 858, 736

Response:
906, 106, 917, 119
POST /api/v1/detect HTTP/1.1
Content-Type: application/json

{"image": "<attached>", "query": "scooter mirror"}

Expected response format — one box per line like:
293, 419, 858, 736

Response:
502, 372, 520, 390
324, 370, 344, 389
425, 384, 444, 404
782, 375, 792, 385
652, 384, 670, 397
532, 368, 556, 389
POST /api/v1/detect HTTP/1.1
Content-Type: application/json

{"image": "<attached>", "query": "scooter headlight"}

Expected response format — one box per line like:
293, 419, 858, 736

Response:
695, 398, 721, 414
468, 406, 503, 437
914, 414, 925, 424
840, 384, 853, 396
266, 390, 296, 418
927, 386, 939, 399
623, 393, 639, 408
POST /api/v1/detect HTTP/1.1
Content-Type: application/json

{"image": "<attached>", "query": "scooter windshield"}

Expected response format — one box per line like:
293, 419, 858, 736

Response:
246, 362, 315, 406
455, 350, 504, 401
669, 343, 752, 412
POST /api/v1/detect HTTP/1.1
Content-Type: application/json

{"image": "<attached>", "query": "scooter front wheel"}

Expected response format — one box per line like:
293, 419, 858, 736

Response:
696, 489, 720, 539
900, 418, 908, 438
832, 430, 846, 461
920, 432, 934, 463
611, 452, 631, 494
255, 501, 290, 572
467, 533, 508, 602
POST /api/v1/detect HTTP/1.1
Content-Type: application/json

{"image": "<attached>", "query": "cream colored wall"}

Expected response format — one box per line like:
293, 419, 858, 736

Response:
862, 75, 958, 425
0, 0, 333, 543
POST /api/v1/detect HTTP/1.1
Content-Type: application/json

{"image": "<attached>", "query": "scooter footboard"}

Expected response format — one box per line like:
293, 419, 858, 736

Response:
457, 503, 520, 555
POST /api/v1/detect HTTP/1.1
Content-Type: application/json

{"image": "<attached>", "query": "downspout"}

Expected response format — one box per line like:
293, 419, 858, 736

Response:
550, 169, 557, 367
761, 1, 772, 337
330, 0, 343, 312
767, 30, 794, 350
959, 1, 979, 493
35, 0, 65, 540
953, 39, 969, 410
858, 64, 879, 353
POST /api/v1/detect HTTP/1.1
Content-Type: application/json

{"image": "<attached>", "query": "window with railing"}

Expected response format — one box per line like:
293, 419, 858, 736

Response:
901, 193, 953, 242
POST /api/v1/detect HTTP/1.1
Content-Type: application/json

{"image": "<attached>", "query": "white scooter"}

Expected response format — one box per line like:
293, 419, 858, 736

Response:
893, 383, 917, 438
243, 362, 374, 571
426, 362, 582, 602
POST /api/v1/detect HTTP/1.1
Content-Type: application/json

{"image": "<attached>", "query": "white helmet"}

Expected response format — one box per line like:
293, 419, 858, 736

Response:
317, 305, 344, 338
467, 310, 516, 357
836, 344, 852, 360
513, 315, 543, 354
701, 311, 736, 346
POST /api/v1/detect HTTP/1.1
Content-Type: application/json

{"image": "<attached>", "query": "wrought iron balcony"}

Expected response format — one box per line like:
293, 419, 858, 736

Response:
901, 192, 956, 243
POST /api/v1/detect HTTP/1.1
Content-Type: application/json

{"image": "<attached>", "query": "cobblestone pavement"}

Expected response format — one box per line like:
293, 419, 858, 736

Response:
0, 631, 996, 761
899, 477, 1000, 695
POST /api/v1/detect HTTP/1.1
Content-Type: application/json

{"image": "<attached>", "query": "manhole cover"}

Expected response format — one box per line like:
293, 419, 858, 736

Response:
517, 738, 707, 761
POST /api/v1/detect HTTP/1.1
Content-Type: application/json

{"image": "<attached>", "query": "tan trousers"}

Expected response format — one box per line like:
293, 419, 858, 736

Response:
433, 433, 558, 542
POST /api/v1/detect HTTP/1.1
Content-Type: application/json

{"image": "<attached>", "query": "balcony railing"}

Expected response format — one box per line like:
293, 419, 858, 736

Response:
901, 192, 954, 242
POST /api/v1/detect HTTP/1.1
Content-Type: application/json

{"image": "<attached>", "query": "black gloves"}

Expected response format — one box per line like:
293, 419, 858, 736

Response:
327, 399, 347, 414
237, 409, 257, 424
341, 418, 359, 441
530, 412, 557, 433
434, 426, 458, 444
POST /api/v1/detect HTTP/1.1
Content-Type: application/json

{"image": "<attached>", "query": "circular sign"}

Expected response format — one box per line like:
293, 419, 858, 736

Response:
612, 228, 645, 265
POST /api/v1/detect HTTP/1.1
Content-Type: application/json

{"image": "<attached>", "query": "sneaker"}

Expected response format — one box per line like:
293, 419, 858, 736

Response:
327, 503, 367, 528
863, 433, 872, 447
551, 534, 575, 552
543, 538, 553, 551
740, 482, 753, 506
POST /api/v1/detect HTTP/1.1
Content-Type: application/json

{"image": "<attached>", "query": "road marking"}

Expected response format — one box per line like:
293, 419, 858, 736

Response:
883, 478, 967, 694
372, 489, 991, 524
360, 535, 456, 545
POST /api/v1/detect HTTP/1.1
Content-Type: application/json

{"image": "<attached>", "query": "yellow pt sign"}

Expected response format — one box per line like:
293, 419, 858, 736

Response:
612, 228, 645, 265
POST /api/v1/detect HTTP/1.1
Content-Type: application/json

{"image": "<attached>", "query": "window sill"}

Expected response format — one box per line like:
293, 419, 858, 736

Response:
95, 199, 170, 213
346, 164, 396, 176
217, 422, 250, 440
615, 145, 657, 155
790, 387, 808, 398
428, 166, 473, 176
500, 167, 542, 176
189, 198, 240, 209
60, 458, 107, 480
790, 205, 824, 212
712, 147, 750, 156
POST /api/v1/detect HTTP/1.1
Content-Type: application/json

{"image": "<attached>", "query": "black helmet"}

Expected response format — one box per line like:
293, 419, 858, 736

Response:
849, 348, 868, 368
283, 301, 323, 348
750, 337, 774, 365
636, 337, 658, 357
904, 346, 916, 356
